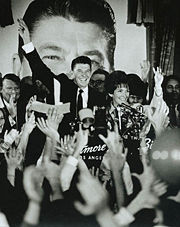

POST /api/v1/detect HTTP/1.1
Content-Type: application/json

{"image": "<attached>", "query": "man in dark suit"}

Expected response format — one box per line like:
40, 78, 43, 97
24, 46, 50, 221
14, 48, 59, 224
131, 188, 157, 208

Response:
0, 74, 20, 133
18, 19, 105, 134
60, 56, 105, 135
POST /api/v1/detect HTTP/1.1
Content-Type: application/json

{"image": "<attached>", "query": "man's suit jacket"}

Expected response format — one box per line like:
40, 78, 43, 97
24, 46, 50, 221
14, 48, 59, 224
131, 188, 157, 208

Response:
24, 49, 106, 135
24, 48, 74, 105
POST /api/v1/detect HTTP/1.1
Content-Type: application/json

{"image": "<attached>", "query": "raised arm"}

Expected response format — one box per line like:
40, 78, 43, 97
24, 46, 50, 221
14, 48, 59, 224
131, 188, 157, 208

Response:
18, 18, 55, 98
99, 124, 130, 209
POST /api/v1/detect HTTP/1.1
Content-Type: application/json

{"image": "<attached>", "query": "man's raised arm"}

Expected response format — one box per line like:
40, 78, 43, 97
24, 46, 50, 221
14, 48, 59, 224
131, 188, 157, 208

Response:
18, 18, 55, 100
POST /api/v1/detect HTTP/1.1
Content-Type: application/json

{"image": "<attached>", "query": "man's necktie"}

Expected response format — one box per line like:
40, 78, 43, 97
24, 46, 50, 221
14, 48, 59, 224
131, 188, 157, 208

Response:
77, 89, 83, 114
169, 104, 177, 127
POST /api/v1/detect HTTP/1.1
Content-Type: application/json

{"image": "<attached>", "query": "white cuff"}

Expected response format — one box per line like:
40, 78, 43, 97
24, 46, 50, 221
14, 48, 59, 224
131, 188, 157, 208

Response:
114, 207, 135, 226
66, 156, 78, 167
0, 212, 9, 227
22, 42, 34, 53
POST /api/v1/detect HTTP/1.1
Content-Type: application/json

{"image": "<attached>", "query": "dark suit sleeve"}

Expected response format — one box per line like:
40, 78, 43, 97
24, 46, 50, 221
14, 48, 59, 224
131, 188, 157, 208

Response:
23, 49, 54, 97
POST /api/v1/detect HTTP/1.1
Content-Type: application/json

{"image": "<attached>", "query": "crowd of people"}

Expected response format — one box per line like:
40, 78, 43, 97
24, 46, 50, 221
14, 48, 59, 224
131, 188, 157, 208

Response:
0, 0, 180, 226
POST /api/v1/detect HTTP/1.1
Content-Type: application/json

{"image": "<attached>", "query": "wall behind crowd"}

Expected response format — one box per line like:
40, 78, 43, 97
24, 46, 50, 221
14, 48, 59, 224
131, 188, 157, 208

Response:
0, 0, 146, 77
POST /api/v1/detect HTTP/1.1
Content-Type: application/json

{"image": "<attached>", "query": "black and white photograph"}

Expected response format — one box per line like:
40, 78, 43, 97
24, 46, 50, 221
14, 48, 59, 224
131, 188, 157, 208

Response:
0, 0, 180, 226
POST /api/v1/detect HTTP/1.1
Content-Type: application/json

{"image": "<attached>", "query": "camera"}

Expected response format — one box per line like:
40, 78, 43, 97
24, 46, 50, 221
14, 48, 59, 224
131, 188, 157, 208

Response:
69, 106, 109, 137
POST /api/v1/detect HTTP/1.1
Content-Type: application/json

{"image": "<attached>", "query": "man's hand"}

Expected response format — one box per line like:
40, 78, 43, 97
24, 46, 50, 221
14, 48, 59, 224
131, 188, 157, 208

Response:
73, 124, 89, 158
99, 123, 126, 172
36, 117, 60, 141
56, 134, 77, 157
74, 160, 109, 216
23, 166, 44, 204
5, 146, 23, 171
42, 157, 61, 181
8, 95, 17, 118
153, 67, 164, 89
147, 101, 169, 137
140, 60, 150, 83
131, 153, 159, 209
26, 95, 37, 121
17, 18, 31, 44
24, 112, 36, 135
46, 107, 63, 131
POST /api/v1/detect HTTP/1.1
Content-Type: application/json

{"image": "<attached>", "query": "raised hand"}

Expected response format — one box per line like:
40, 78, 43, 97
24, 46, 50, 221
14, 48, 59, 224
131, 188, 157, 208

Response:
99, 123, 126, 172
74, 160, 109, 216
42, 157, 61, 181
90, 167, 100, 179
153, 67, 164, 89
5, 146, 23, 170
17, 18, 31, 44
23, 111, 36, 135
73, 124, 89, 158
46, 107, 63, 131
23, 166, 44, 203
131, 153, 159, 209
140, 60, 150, 83
8, 95, 17, 118
152, 179, 168, 197
147, 101, 169, 137
36, 117, 59, 141
99, 123, 121, 153
56, 134, 77, 157
26, 95, 37, 121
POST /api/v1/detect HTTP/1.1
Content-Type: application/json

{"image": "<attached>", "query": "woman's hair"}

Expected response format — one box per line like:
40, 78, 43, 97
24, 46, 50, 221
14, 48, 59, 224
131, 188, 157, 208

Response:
105, 70, 129, 95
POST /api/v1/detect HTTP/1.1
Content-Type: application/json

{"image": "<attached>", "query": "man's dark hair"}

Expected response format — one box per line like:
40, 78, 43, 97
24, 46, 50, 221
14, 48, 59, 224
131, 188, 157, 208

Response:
18, 0, 116, 71
92, 68, 109, 79
128, 73, 147, 103
2, 73, 20, 86
105, 70, 128, 94
162, 75, 180, 93
71, 56, 91, 70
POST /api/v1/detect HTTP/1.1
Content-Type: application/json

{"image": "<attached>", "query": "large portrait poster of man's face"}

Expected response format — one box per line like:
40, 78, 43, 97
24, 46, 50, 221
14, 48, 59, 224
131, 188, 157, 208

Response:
0, 0, 146, 79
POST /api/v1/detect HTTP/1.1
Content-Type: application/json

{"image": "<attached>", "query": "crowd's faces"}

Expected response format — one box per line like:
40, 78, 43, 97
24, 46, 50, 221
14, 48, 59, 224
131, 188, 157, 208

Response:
165, 79, 180, 104
20, 17, 110, 79
112, 84, 129, 107
0, 110, 5, 133
73, 63, 91, 89
1, 79, 20, 103
128, 95, 143, 105
89, 73, 106, 93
